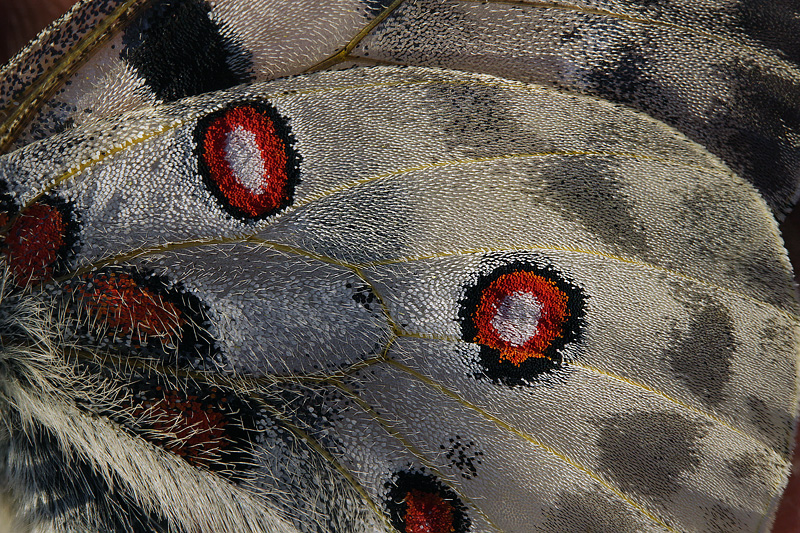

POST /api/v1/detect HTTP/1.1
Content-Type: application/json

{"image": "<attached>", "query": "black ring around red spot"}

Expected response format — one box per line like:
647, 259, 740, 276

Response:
104, 372, 259, 479
62, 266, 216, 367
459, 259, 586, 387
386, 471, 470, 533
194, 101, 299, 221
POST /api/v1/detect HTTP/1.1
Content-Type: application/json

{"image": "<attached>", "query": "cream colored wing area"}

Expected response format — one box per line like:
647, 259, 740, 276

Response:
339, 362, 675, 533
342, 355, 788, 533
350, 0, 800, 214
362, 251, 799, 458
1, 66, 792, 306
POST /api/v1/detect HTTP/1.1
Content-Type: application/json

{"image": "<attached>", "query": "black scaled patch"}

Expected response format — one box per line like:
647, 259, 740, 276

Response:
535, 157, 651, 258
665, 298, 736, 407
734, 0, 800, 65
122, 0, 250, 101
592, 411, 706, 499
440, 435, 484, 480
711, 63, 800, 215
747, 394, 794, 458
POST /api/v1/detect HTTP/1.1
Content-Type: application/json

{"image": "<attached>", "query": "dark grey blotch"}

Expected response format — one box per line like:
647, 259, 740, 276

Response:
544, 491, 640, 533
533, 157, 651, 258
422, 82, 553, 158
726, 452, 773, 483
665, 298, 736, 407
678, 184, 796, 310
702, 503, 747, 533
748, 394, 794, 458
592, 411, 706, 499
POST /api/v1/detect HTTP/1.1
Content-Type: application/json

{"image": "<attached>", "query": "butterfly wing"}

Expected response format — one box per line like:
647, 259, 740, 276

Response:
0, 2, 799, 533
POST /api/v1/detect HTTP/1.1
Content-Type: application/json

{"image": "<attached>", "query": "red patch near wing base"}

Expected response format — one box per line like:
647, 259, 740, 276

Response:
3, 203, 66, 283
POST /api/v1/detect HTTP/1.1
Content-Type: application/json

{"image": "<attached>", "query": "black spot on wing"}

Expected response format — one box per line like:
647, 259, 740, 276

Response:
581, 31, 800, 215
676, 183, 796, 310
122, 0, 251, 101
544, 491, 641, 533
665, 299, 736, 407
583, 43, 673, 113
591, 411, 706, 500
726, 452, 776, 483
701, 503, 751, 533
734, 0, 800, 65
532, 158, 651, 258
421, 83, 553, 158
707, 63, 800, 215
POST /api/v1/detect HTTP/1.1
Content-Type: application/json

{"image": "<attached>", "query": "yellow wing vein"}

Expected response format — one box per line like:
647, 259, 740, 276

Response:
381, 357, 678, 532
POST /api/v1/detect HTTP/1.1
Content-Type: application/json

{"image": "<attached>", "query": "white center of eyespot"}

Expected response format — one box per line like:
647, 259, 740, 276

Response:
491, 290, 543, 346
225, 126, 267, 193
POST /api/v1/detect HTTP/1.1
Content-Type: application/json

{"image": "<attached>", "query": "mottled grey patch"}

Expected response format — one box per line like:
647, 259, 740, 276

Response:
591, 411, 706, 499
726, 452, 773, 483
531, 157, 651, 258
421, 82, 552, 158
665, 298, 736, 407
748, 394, 794, 458
677, 182, 795, 309
734, 1, 800, 78
544, 491, 640, 533
582, 40, 671, 111
702, 62, 800, 216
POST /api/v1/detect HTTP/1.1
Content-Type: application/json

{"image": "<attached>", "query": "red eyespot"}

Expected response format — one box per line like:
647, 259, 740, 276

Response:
473, 270, 569, 366
460, 259, 586, 386
136, 388, 229, 467
196, 103, 299, 220
387, 471, 470, 533
119, 378, 260, 478
3, 202, 72, 284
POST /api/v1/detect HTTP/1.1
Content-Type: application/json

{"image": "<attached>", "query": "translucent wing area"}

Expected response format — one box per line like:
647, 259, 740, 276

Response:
0, 66, 796, 533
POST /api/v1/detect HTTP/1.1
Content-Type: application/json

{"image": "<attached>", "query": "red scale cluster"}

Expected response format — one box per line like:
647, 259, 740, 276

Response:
404, 489, 456, 533
200, 105, 293, 218
473, 270, 570, 366
134, 387, 230, 468
2, 203, 66, 284
67, 271, 184, 344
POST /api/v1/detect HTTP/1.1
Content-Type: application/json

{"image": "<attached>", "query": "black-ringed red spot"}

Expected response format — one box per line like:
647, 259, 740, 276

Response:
386, 471, 470, 533
194, 102, 299, 221
2, 198, 78, 285
110, 375, 260, 479
63, 267, 215, 365
459, 259, 586, 386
